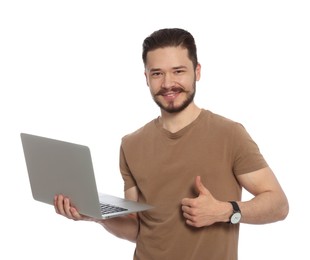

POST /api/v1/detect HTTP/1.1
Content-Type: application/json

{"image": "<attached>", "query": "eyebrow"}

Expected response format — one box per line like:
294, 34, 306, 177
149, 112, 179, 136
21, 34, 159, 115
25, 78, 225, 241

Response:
147, 65, 188, 72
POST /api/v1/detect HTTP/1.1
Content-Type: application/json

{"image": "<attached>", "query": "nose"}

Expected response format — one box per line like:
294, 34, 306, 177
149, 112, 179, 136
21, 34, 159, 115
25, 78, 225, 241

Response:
162, 73, 175, 89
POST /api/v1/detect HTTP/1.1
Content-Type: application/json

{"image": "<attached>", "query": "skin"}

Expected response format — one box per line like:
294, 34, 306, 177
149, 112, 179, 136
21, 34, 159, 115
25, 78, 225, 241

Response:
54, 46, 289, 241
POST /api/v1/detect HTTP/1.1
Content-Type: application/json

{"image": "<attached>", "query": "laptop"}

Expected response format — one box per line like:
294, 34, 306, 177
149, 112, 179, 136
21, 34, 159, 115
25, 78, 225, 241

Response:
20, 133, 153, 219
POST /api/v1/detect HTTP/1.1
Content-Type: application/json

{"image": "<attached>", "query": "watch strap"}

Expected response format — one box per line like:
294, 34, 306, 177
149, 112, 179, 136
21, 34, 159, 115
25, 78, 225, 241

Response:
229, 201, 240, 213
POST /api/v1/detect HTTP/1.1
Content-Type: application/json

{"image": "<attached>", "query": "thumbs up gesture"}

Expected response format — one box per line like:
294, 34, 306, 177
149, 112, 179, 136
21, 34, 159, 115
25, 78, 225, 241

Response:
181, 176, 231, 227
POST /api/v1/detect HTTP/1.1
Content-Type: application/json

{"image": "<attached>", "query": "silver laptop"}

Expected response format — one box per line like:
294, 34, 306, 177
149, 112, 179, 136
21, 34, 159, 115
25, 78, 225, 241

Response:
20, 133, 153, 219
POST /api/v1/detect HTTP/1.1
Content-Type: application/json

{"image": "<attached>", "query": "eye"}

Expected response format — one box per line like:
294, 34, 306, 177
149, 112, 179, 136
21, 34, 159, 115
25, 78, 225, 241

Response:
174, 69, 185, 75
151, 71, 164, 78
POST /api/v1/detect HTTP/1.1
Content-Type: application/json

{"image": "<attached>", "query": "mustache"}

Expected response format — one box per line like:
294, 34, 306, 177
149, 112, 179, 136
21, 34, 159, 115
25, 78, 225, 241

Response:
155, 87, 184, 96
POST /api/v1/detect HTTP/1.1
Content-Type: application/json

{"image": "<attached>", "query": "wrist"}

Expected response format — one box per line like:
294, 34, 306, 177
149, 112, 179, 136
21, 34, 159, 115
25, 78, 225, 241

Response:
219, 201, 234, 223
228, 201, 242, 224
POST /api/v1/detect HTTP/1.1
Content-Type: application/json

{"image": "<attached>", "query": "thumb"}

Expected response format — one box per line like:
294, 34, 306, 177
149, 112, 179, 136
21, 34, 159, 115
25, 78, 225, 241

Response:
195, 176, 209, 196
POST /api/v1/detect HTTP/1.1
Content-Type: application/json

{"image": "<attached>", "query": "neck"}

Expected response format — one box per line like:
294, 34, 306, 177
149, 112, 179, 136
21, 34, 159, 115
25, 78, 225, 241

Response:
160, 103, 201, 133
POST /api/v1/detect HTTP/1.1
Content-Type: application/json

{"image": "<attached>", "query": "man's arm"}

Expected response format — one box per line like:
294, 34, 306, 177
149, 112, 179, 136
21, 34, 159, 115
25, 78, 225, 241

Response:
54, 186, 140, 242
236, 167, 289, 224
181, 167, 289, 227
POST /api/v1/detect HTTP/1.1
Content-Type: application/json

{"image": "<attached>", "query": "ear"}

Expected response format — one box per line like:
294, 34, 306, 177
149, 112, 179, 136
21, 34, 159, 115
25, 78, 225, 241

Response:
195, 63, 201, 81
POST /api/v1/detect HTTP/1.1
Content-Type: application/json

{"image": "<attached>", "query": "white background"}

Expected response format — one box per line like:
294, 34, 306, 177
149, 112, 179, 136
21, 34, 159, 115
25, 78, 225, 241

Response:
1, 0, 309, 259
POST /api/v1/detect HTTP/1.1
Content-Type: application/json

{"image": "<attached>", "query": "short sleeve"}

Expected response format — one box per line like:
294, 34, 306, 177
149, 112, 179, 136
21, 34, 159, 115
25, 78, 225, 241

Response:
119, 144, 137, 191
232, 123, 268, 175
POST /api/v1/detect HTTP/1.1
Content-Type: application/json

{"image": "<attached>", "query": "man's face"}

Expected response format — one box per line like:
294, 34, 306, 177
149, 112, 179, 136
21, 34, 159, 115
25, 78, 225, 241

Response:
144, 46, 201, 113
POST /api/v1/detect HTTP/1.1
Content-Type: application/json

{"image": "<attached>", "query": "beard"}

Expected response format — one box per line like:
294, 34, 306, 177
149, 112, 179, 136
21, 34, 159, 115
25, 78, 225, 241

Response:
152, 83, 196, 113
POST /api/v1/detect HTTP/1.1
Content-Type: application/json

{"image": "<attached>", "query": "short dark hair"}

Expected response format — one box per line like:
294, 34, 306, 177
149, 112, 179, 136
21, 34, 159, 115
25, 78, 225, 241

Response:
142, 28, 198, 69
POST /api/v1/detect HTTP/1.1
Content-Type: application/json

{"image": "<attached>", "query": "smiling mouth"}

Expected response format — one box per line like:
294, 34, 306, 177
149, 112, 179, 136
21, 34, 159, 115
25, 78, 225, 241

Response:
157, 87, 183, 97
160, 91, 183, 103
162, 91, 180, 97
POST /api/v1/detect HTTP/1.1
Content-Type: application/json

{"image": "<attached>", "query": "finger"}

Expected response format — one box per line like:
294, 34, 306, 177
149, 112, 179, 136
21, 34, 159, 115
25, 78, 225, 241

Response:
183, 212, 201, 227
64, 197, 77, 219
54, 195, 60, 214
185, 218, 203, 228
55, 194, 66, 216
69, 207, 83, 220
183, 212, 193, 221
195, 176, 209, 196
181, 205, 193, 214
181, 198, 194, 207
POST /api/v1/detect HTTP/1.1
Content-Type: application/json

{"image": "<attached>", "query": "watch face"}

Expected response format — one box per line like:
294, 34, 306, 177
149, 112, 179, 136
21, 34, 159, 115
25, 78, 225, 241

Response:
231, 212, 242, 224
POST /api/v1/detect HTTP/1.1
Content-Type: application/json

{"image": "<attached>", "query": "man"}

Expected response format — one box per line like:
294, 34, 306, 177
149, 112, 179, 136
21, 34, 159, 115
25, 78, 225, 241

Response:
54, 28, 289, 259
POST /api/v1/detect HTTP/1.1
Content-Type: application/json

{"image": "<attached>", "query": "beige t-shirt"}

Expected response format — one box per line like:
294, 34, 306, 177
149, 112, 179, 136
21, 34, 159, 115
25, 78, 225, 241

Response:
120, 109, 268, 260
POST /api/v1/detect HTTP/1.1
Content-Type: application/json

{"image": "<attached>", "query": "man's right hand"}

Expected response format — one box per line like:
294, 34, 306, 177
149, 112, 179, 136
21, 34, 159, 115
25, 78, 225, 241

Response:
54, 194, 96, 221
54, 188, 140, 242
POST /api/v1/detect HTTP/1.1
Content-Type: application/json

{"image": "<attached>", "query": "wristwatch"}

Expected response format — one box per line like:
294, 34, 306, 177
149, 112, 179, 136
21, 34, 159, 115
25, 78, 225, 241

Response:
229, 201, 242, 224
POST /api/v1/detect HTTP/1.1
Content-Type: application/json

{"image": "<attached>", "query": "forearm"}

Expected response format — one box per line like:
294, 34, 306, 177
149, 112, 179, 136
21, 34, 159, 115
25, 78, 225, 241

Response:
96, 214, 139, 242
238, 190, 289, 224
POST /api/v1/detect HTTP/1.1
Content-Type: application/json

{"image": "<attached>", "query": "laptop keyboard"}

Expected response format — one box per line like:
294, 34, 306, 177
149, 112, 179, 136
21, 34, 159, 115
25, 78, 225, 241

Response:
100, 203, 128, 215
